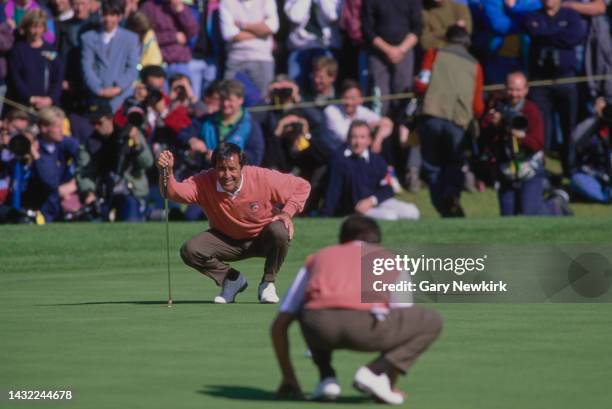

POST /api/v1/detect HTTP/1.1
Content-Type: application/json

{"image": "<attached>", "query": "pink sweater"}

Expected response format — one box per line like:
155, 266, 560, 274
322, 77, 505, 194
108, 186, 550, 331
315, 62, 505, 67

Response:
303, 242, 395, 312
166, 166, 311, 240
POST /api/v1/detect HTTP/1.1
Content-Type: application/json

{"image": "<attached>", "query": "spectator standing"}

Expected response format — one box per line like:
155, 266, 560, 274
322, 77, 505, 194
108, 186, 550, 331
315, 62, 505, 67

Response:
140, 0, 198, 83
562, 0, 612, 101
0, 9, 15, 115
80, 0, 140, 112
125, 10, 164, 68
57, 0, 98, 112
283, 0, 342, 91
219, 0, 279, 95
4, 0, 56, 43
361, 0, 421, 116
8, 9, 63, 109
471, 0, 541, 85
189, 0, 223, 101
421, 0, 472, 50
414, 25, 484, 217
51, 0, 74, 21
524, 0, 587, 176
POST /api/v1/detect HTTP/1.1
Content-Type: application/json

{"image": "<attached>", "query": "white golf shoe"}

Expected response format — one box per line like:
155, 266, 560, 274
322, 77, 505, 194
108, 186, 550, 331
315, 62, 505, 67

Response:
214, 273, 248, 304
258, 282, 280, 304
353, 366, 404, 405
311, 377, 341, 401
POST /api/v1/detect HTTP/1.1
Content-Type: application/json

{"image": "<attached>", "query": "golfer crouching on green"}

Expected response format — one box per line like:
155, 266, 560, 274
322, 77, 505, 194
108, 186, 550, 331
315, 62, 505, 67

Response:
271, 215, 443, 404
156, 143, 310, 304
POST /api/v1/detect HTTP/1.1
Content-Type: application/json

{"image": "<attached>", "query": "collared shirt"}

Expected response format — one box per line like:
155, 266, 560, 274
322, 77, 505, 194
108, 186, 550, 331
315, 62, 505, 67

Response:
166, 165, 311, 240
324, 104, 380, 144
279, 241, 412, 316
215, 171, 245, 199
217, 109, 244, 140
343, 148, 370, 163
102, 28, 118, 45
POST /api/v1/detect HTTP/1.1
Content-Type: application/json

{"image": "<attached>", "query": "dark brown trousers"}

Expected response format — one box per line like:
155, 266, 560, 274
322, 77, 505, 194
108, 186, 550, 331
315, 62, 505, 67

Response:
299, 306, 442, 378
180, 221, 290, 286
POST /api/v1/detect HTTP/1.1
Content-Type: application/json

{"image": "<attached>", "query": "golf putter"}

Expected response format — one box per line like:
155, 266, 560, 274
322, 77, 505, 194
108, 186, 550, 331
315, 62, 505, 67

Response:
163, 166, 173, 307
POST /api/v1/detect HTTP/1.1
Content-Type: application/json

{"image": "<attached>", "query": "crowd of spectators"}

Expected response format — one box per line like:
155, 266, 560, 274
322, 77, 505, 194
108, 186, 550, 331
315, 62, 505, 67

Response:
0, 0, 610, 224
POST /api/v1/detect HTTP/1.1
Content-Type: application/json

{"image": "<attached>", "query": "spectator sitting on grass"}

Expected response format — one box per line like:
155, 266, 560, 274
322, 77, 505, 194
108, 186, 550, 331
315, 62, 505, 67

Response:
321, 120, 419, 220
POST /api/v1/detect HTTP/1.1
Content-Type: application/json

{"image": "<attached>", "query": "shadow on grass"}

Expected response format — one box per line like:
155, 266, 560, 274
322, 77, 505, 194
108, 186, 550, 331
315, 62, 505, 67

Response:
38, 300, 262, 306
197, 385, 372, 404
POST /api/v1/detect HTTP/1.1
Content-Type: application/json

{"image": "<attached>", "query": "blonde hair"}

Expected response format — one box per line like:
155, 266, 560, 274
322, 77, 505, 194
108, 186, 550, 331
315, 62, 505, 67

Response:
37, 107, 66, 126
18, 9, 48, 36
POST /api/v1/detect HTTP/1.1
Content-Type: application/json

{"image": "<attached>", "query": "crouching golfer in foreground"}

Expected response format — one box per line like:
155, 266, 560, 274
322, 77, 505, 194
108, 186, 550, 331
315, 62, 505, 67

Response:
156, 143, 310, 303
271, 215, 442, 404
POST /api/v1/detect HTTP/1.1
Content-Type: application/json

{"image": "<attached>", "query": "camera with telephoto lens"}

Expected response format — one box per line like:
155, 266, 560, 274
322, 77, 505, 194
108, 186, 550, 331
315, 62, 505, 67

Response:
173, 85, 188, 102
270, 87, 294, 104
494, 101, 529, 135
8, 134, 32, 161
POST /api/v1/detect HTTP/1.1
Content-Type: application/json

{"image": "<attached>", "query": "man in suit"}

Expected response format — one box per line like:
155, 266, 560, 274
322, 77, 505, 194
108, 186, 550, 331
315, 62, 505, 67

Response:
80, 0, 140, 112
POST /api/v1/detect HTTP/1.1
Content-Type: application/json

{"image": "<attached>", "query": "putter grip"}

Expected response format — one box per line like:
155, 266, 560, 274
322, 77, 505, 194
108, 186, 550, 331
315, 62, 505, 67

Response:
162, 167, 169, 197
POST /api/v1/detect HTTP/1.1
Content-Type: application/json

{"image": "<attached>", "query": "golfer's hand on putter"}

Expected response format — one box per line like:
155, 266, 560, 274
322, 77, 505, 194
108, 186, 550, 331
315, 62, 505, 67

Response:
271, 211, 294, 240
156, 150, 175, 172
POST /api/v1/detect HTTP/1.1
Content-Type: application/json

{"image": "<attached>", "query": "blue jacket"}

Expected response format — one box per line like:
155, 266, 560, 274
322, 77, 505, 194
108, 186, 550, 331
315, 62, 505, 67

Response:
179, 111, 265, 166
80, 27, 140, 111
8, 41, 63, 105
524, 7, 587, 79
24, 137, 79, 221
321, 147, 394, 216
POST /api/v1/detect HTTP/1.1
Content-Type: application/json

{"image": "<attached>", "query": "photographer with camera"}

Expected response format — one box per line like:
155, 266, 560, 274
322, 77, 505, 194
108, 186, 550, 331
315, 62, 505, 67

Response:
76, 101, 154, 221
568, 97, 612, 204
481, 71, 570, 216
523, 0, 587, 177
20, 107, 80, 223
0, 120, 39, 223
257, 75, 328, 212
259, 76, 327, 168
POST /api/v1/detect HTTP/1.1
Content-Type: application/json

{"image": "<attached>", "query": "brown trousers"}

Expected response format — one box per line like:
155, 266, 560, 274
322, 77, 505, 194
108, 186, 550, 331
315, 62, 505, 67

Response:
299, 306, 442, 378
180, 221, 290, 286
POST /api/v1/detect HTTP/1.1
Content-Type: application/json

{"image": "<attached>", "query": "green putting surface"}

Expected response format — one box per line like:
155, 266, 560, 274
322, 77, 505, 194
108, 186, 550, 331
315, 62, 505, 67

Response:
1, 218, 612, 409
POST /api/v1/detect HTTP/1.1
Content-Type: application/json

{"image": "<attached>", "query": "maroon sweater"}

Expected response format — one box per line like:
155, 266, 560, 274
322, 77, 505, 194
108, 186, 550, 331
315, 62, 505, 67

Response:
140, 0, 199, 64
